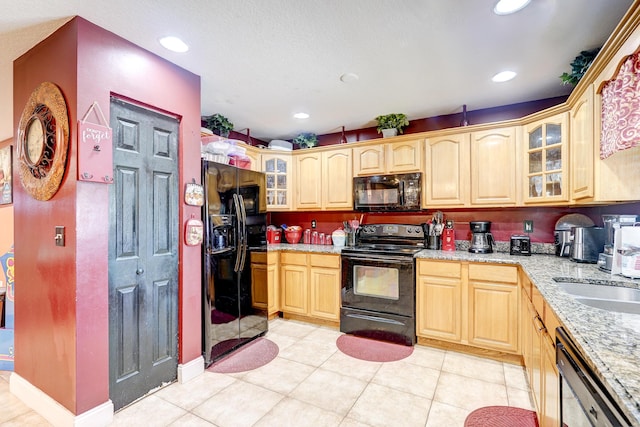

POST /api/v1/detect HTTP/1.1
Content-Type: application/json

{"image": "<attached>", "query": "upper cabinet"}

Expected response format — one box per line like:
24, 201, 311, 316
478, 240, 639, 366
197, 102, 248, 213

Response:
353, 139, 422, 176
570, 85, 595, 202
244, 145, 262, 172
470, 127, 519, 206
523, 113, 569, 204
294, 147, 353, 210
424, 133, 470, 208
262, 152, 293, 211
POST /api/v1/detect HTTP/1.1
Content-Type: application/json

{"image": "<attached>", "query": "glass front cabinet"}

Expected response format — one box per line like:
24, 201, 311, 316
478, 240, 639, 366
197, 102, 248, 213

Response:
523, 113, 569, 204
262, 153, 292, 210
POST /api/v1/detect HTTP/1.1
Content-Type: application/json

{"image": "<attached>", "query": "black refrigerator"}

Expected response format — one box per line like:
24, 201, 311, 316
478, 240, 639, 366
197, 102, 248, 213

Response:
201, 159, 268, 367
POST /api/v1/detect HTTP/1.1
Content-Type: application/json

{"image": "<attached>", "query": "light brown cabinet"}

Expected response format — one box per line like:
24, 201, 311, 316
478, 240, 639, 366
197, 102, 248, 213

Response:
523, 113, 569, 204
570, 85, 595, 201
244, 145, 262, 172
416, 260, 519, 355
470, 127, 519, 206
521, 274, 560, 427
294, 148, 353, 210
416, 260, 463, 342
251, 251, 279, 318
467, 263, 519, 352
353, 139, 422, 176
424, 133, 470, 207
280, 252, 341, 325
262, 153, 293, 210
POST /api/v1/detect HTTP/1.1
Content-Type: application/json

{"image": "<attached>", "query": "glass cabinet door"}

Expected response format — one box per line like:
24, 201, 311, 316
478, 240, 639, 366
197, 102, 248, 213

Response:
525, 113, 568, 202
263, 155, 290, 208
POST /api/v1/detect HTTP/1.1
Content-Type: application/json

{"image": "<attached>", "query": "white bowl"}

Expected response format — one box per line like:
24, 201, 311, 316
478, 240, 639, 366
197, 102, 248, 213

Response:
332, 235, 346, 247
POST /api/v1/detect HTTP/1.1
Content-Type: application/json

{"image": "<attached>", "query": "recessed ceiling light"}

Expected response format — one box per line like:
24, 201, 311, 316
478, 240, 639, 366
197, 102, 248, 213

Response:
340, 73, 359, 83
492, 70, 517, 82
159, 36, 189, 53
293, 112, 310, 119
493, 0, 531, 15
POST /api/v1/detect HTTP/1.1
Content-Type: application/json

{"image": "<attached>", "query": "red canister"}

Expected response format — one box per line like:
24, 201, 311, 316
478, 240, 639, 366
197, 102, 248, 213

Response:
303, 229, 311, 244
266, 228, 281, 244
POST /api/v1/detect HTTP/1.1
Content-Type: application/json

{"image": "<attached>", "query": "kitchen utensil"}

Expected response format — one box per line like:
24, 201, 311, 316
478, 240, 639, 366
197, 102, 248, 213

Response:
510, 235, 531, 256
554, 214, 595, 257
469, 221, 494, 253
284, 227, 303, 244
570, 226, 605, 263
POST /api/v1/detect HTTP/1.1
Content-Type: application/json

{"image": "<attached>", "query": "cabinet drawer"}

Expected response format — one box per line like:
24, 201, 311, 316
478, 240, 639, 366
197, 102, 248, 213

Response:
310, 254, 340, 269
281, 252, 308, 266
251, 252, 267, 263
468, 264, 517, 283
418, 260, 461, 278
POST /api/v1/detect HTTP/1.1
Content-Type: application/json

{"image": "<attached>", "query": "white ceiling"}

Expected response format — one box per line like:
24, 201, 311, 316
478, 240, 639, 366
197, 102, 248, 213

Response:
0, 0, 634, 142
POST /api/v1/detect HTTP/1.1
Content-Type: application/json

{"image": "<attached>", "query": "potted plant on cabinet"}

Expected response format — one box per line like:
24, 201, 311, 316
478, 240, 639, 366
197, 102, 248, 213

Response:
559, 48, 601, 86
293, 132, 318, 149
375, 113, 409, 137
201, 113, 234, 137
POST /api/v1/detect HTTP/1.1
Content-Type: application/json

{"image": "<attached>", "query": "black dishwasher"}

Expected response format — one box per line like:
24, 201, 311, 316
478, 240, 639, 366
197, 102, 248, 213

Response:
556, 327, 632, 426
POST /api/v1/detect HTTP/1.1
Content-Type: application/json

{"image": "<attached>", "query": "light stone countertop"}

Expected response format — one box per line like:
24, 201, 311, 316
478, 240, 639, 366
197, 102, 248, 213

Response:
415, 249, 640, 425
269, 242, 640, 424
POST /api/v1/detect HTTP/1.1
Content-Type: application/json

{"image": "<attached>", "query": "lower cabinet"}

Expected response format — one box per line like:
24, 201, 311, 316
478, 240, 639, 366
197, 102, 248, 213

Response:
416, 260, 519, 354
251, 251, 279, 318
280, 252, 341, 325
521, 274, 560, 427
467, 263, 519, 353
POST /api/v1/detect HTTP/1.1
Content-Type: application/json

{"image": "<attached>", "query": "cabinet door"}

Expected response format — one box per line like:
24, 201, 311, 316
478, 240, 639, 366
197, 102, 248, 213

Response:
570, 86, 595, 201
309, 267, 340, 321
416, 260, 463, 342
295, 152, 322, 210
322, 148, 353, 209
263, 154, 292, 210
250, 262, 269, 310
541, 333, 559, 427
523, 113, 569, 204
267, 252, 279, 315
424, 133, 470, 207
245, 146, 261, 172
417, 275, 462, 341
280, 263, 308, 314
353, 145, 385, 176
468, 264, 519, 352
386, 139, 422, 173
471, 127, 518, 205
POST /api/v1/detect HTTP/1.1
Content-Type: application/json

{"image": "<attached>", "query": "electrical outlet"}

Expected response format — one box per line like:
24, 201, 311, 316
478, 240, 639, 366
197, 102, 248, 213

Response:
311, 220, 317, 229
523, 220, 534, 234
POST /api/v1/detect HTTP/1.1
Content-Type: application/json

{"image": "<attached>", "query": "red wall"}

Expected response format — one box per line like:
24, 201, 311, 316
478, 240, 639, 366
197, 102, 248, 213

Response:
13, 17, 202, 415
271, 202, 640, 244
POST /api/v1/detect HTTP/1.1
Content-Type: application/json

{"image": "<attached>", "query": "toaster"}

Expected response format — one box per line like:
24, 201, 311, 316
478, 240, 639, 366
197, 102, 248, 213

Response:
510, 235, 531, 256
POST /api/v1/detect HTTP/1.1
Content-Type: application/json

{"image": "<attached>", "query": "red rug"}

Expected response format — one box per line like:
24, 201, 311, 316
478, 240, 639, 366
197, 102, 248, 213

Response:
207, 338, 278, 373
464, 406, 539, 427
336, 335, 414, 362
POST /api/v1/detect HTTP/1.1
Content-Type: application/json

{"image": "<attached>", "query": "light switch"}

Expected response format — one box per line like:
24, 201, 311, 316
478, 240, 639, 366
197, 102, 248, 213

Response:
55, 226, 65, 247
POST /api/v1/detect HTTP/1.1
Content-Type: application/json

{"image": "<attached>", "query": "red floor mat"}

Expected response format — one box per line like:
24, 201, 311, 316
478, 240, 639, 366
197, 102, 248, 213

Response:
336, 334, 413, 362
464, 406, 539, 427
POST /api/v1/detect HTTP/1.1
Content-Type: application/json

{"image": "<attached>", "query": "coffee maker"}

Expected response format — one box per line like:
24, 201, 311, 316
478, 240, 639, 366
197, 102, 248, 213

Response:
598, 214, 639, 271
469, 221, 495, 253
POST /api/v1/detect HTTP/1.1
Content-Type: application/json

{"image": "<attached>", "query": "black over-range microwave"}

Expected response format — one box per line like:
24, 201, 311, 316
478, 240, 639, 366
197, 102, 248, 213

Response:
353, 173, 422, 211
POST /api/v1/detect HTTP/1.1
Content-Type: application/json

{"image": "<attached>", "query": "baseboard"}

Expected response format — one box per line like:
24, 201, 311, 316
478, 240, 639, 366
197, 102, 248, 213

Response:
9, 372, 114, 427
178, 355, 204, 383
417, 336, 524, 365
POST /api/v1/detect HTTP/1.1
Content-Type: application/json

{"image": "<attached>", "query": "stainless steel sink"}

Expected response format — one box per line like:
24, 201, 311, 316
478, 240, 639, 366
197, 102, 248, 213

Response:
553, 280, 640, 315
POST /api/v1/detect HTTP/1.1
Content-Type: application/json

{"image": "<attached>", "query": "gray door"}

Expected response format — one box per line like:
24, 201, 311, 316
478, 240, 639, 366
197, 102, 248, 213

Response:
108, 98, 179, 411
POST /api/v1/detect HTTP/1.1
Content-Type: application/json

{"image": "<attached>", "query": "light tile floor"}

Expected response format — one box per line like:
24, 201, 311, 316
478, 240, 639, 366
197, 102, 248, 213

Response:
0, 318, 535, 426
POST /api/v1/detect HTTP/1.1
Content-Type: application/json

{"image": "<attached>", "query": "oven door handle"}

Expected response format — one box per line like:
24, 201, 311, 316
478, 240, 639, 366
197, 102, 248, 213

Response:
345, 312, 407, 326
342, 253, 414, 263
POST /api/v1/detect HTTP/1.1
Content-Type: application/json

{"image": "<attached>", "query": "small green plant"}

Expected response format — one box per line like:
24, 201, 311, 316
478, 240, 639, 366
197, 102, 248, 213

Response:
202, 113, 234, 137
293, 132, 318, 149
375, 113, 409, 134
559, 48, 601, 86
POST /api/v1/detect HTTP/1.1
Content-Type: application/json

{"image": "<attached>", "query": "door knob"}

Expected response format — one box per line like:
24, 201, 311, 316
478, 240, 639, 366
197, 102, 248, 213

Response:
136, 268, 144, 275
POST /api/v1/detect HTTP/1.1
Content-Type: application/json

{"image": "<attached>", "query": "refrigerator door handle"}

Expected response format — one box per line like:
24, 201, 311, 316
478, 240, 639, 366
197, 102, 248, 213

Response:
238, 194, 248, 271
232, 194, 243, 272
